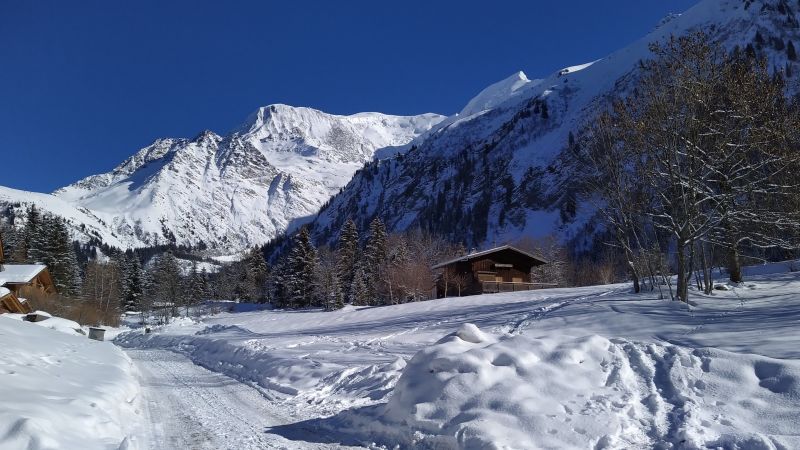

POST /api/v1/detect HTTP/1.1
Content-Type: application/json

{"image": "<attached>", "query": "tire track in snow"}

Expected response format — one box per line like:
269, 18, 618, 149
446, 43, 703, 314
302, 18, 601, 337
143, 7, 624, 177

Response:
129, 348, 358, 450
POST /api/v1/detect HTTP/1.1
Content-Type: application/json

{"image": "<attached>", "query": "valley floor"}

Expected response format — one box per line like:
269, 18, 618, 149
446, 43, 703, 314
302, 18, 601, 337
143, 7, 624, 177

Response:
117, 265, 800, 449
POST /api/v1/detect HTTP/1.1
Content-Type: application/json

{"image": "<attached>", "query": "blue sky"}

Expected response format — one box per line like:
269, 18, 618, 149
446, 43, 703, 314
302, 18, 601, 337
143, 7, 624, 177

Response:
0, 0, 697, 192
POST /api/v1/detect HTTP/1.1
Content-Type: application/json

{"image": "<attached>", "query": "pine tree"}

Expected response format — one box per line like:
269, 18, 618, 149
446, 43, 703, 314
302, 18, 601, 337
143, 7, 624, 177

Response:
121, 252, 143, 312
316, 247, 342, 310
185, 261, 206, 315
287, 227, 319, 308
244, 248, 268, 301
364, 217, 388, 304
349, 263, 370, 306
17, 206, 42, 263
37, 214, 81, 296
267, 258, 290, 307
788, 40, 797, 61
336, 219, 359, 302
150, 251, 183, 321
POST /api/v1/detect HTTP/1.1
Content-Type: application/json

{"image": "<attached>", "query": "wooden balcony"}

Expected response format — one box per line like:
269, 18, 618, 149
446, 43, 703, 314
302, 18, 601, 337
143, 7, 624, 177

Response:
481, 281, 558, 294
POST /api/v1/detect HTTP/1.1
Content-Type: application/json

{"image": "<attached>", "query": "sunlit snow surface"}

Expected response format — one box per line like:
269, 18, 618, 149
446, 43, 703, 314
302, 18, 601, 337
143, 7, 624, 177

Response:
117, 263, 800, 449
0, 316, 141, 450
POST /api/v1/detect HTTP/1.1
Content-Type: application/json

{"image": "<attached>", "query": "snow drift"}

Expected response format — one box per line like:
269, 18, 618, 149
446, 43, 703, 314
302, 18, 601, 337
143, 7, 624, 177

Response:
332, 324, 800, 449
0, 316, 142, 450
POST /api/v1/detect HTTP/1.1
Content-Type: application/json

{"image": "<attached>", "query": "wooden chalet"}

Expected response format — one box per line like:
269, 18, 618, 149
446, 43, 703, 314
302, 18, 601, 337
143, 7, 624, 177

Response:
432, 245, 551, 298
0, 234, 56, 314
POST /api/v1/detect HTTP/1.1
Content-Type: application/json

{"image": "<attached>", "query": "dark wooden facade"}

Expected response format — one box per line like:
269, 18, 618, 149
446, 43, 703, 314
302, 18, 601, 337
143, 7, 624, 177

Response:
0, 233, 56, 314
433, 245, 550, 298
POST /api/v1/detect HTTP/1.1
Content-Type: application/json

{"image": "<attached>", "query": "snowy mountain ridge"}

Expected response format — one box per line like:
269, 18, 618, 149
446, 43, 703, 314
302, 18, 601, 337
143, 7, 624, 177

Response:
1, 105, 444, 253
308, 0, 800, 250
3, 0, 799, 255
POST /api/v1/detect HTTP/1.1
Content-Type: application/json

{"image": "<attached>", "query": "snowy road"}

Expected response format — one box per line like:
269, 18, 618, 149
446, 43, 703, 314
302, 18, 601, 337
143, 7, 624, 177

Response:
128, 349, 360, 450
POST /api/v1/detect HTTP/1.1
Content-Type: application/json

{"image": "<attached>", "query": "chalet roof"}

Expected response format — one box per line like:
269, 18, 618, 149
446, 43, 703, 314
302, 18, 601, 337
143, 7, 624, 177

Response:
0, 287, 10, 298
0, 264, 47, 285
431, 245, 548, 269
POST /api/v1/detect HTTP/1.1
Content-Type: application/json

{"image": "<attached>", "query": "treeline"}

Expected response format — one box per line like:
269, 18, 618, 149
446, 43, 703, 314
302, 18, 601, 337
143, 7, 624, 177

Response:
254, 218, 466, 309
570, 32, 800, 302
1, 206, 81, 296
268, 218, 467, 308
0, 206, 215, 325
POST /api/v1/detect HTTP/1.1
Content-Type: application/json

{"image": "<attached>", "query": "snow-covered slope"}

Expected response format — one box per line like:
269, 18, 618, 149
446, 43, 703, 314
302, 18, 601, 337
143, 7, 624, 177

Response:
0, 106, 443, 252
310, 0, 800, 249
117, 266, 800, 448
0, 185, 133, 248
0, 316, 142, 450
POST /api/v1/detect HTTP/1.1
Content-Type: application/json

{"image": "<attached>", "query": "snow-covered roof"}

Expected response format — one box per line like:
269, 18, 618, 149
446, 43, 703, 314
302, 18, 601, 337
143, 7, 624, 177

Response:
0, 264, 47, 284
0, 287, 10, 297
431, 245, 548, 269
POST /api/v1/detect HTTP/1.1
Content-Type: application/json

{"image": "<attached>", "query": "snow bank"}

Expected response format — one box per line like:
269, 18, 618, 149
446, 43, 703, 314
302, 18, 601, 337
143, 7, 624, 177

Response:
0, 316, 143, 450
331, 324, 800, 449
4, 312, 85, 336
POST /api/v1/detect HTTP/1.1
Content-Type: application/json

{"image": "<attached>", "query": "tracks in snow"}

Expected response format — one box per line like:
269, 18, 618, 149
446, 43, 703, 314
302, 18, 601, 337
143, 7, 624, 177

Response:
128, 348, 355, 450
503, 290, 616, 335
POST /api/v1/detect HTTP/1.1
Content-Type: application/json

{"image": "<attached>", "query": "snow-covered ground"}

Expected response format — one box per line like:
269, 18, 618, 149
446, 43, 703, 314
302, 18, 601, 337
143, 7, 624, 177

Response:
0, 316, 143, 450
116, 264, 800, 449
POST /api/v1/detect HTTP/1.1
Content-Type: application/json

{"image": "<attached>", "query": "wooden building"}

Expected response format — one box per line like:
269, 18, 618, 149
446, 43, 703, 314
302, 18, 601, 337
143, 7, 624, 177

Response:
0, 234, 56, 314
432, 245, 551, 298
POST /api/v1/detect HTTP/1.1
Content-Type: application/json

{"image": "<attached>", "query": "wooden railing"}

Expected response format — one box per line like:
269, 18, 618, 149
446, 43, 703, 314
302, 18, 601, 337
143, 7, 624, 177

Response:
481, 281, 559, 294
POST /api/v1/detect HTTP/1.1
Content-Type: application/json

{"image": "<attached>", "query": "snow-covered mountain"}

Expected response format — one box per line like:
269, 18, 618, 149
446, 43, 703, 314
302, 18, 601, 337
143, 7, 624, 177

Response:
309, 0, 800, 249
3, 0, 798, 255
0, 106, 443, 252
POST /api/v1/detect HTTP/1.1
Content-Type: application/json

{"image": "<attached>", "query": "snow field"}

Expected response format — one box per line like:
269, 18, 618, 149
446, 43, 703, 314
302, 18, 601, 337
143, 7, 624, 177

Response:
118, 269, 800, 448
0, 316, 143, 450
332, 325, 800, 449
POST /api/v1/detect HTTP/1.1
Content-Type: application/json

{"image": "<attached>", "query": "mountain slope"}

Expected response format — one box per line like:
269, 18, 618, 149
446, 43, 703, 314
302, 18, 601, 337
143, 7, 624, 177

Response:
309, 0, 800, 249
0, 106, 444, 252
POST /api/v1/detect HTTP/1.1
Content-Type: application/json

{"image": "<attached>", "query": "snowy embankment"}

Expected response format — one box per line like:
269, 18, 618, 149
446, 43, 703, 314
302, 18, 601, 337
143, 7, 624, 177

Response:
0, 316, 142, 450
118, 268, 800, 448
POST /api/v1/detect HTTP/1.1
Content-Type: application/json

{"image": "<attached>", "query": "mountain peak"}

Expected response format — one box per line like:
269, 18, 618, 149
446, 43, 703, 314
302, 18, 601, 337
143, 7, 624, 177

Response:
459, 71, 538, 117
191, 130, 222, 145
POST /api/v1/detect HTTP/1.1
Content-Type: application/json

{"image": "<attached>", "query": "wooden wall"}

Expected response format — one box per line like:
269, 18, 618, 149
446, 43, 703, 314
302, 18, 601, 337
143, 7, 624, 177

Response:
437, 248, 546, 297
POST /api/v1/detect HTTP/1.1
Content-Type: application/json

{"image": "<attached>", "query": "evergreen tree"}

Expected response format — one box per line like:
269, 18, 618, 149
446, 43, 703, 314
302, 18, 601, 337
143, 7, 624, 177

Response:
287, 227, 319, 308
243, 248, 269, 301
149, 251, 183, 321
121, 252, 143, 312
16, 206, 42, 263
185, 261, 207, 314
364, 217, 388, 304
38, 214, 81, 296
789, 40, 798, 61
267, 258, 290, 307
316, 247, 342, 310
349, 263, 370, 306
336, 218, 360, 302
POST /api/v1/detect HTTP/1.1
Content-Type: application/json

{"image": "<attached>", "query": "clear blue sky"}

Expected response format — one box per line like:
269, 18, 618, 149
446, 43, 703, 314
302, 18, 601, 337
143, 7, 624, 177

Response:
0, 0, 698, 192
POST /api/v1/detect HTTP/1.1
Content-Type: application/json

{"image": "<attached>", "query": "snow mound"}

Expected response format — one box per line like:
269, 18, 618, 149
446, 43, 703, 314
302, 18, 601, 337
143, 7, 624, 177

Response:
0, 316, 142, 450
454, 322, 493, 344
334, 325, 800, 449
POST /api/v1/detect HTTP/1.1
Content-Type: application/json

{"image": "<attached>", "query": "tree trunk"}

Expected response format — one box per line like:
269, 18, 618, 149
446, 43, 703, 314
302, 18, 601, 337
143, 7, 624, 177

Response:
629, 260, 641, 293
727, 244, 742, 284
699, 242, 712, 294
676, 244, 689, 302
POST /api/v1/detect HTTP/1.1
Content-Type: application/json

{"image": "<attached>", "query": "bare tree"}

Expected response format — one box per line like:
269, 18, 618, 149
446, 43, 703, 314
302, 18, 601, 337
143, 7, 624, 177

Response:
451, 273, 468, 297
587, 33, 800, 301
81, 260, 122, 325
